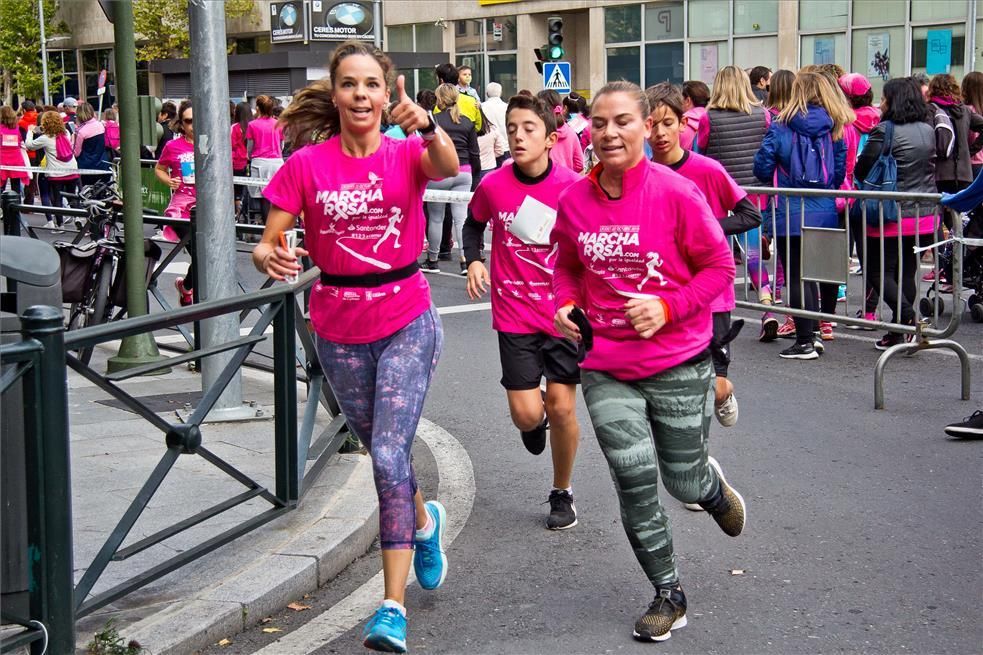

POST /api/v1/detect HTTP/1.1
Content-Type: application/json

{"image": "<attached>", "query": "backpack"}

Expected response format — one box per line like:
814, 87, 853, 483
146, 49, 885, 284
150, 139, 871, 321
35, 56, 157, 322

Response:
851, 121, 898, 225
929, 103, 956, 162
788, 130, 834, 188
54, 133, 73, 162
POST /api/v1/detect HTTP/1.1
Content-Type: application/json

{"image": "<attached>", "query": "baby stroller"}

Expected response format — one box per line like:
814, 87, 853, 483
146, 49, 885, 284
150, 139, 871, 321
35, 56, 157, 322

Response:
921, 172, 983, 322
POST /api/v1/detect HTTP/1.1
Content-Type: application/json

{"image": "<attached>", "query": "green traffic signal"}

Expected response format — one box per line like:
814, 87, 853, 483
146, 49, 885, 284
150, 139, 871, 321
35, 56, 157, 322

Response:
549, 45, 564, 60
547, 16, 564, 61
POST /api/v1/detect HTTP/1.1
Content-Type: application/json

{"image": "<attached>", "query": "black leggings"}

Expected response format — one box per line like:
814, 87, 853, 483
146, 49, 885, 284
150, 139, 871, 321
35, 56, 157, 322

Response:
171, 222, 196, 290
47, 178, 79, 226
776, 236, 838, 345
865, 234, 917, 326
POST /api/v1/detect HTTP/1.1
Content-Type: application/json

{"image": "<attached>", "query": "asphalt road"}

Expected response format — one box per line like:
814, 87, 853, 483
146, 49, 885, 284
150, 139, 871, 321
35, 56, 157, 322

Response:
20, 212, 983, 654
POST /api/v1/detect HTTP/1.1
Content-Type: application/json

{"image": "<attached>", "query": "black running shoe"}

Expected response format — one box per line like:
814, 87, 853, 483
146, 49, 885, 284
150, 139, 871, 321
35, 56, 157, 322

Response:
546, 489, 577, 530
420, 259, 440, 274
633, 584, 687, 642
779, 342, 819, 360
944, 410, 983, 438
699, 458, 746, 537
520, 416, 548, 455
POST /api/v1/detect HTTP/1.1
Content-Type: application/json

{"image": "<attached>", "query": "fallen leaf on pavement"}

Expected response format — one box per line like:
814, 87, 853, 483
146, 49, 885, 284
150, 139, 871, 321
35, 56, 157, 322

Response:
217, 638, 232, 646
260, 617, 273, 624
287, 602, 311, 611
730, 569, 745, 575
262, 627, 283, 634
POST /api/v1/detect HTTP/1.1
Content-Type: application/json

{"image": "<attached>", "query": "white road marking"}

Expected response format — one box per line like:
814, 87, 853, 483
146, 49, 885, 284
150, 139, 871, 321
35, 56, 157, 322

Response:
250, 419, 476, 655
162, 262, 190, 275
438, 302, 490, 315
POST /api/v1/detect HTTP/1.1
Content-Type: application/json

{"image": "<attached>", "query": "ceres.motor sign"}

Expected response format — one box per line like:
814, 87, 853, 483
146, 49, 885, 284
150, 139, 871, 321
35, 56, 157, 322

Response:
311, 1, 374, 41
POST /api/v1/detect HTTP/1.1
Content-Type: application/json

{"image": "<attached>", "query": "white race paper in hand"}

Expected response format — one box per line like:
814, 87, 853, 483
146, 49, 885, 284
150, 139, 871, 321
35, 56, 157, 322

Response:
507, 195, 557, 246
283, 230, 298, 284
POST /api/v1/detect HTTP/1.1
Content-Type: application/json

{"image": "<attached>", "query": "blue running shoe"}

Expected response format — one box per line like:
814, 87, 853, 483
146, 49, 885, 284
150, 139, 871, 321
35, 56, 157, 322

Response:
413, 500, 447, 590
362, 603, 407, 653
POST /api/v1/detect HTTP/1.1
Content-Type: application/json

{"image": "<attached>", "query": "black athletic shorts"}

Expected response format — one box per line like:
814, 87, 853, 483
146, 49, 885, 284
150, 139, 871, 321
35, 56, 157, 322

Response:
710, 311, 732, 377
497, 332, 581, 390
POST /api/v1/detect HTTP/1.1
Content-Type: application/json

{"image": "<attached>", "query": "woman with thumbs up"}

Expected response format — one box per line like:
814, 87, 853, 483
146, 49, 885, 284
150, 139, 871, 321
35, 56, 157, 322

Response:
251, 41, 459, 654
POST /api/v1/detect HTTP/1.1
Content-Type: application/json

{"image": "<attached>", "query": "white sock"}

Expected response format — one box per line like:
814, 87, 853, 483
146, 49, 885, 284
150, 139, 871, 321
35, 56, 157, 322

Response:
415, 513, 434, 540
381, 599, 406, 617
552, 486, 573, 495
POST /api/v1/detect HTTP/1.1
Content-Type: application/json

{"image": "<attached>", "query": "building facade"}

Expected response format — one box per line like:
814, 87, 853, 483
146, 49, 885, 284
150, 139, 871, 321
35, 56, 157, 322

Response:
45, 0, 982, 106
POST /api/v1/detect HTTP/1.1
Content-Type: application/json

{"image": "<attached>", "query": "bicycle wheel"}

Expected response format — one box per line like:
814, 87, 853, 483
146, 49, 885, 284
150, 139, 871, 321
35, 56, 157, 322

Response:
73, 258, 113, 365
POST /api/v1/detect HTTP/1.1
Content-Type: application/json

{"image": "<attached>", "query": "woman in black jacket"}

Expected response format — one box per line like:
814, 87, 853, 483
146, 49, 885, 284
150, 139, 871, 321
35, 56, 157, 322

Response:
423, 84, 479, 274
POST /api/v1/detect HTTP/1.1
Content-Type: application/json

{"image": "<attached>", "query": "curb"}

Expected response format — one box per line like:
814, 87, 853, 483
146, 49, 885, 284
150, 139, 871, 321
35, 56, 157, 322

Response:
119, 453, 379, 655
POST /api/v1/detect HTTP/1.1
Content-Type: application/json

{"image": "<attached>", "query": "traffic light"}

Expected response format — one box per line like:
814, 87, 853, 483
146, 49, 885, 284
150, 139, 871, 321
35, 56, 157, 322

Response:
137, 95, 163, 148
534, 46, 547, 74
547, 16, 564, 60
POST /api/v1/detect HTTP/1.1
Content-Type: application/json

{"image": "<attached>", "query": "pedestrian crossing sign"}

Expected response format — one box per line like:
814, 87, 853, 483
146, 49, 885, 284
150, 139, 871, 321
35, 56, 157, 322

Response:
543, 62, 572, 94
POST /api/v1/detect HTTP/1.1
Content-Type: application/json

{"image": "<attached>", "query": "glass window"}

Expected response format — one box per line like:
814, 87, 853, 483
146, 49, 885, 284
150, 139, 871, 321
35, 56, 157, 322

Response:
607, 46, 641, 85
977, 20, 983, 73
851, 26, 906, 97
416, 24, 443, 51
485, 17, 517, 51
799, 0, 848, 31
689, 42, 729, 85
455, 19, 482, 52
734, 0, 778, 35
801, 34, 848, 67
605, 5, 642, 43
488, 53, 517, 99
910, 0, 967, 22
644, 2, 683, 41
688, 0, 729, 38
387, 25, 413, 52
733, 36, 777, 70
418, 68, 438, 98
852, 0, 906, 26
645, 42, 684, 85
911, 24, 966, 81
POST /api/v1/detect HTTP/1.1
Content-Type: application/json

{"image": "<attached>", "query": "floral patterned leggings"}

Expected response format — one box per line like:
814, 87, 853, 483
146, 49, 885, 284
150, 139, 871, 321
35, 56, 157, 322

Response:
315, 306, 443, 549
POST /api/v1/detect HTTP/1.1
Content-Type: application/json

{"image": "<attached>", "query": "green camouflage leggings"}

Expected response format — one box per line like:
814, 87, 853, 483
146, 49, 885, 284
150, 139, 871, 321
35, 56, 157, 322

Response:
582, 358, 720, 588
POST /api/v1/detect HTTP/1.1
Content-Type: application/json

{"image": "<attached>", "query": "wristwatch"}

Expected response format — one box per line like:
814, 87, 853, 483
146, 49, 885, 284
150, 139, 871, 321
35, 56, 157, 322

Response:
419, 113, 437, 141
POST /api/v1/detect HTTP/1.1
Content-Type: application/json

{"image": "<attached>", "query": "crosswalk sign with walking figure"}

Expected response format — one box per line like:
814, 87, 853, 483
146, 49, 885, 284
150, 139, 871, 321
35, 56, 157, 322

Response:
543, 61, 572, 94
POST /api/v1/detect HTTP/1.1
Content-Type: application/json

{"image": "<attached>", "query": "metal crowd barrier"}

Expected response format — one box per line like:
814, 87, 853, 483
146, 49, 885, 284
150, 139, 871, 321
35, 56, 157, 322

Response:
734, 185, 973, 409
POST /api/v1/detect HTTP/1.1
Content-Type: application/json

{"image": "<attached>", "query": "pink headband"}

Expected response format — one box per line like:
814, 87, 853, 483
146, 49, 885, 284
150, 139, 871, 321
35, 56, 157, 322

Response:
553, 105, 563, 115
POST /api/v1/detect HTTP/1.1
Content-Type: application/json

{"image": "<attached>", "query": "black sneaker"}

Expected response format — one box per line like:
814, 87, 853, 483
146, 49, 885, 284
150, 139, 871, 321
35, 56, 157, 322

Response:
437, 251, 453, 261
459, 261, 468, 276
699, 458, 746, 537
944, 410, 983, 438
546, 489, 577, 530
633, 584, 687, 642
812, 333, 825, 356
874, 332, 909, 351
421, 259, 440, 274
778, 342, 819, 360
520, 416, 548, 455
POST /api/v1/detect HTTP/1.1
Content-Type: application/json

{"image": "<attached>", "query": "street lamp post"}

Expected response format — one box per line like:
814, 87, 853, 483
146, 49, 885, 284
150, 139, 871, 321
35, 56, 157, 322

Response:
39, 0, 49, 104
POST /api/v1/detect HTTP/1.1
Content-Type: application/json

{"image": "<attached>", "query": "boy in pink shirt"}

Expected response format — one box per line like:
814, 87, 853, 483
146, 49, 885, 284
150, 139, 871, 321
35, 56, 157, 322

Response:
464, 94, 583, 530
645, 83, 761, 433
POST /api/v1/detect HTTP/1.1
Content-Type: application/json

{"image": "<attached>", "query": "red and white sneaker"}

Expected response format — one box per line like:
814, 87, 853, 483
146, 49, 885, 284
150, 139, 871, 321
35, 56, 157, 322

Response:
819, 321, 834, 341
175, 277, 194, 306
776, 315, 796, 338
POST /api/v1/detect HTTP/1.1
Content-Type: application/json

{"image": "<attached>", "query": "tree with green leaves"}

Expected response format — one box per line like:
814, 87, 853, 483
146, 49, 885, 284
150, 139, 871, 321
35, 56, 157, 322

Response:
133, 0, 256, 62
0, 0, 69, 105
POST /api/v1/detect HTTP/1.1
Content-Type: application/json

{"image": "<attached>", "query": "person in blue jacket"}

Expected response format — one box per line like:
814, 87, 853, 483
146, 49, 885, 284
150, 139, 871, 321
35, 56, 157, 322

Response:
753, 70, 851, 360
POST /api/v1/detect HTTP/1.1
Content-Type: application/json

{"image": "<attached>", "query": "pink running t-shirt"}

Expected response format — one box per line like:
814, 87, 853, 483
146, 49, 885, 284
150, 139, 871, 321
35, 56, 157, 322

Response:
246, 117, 283, 159
263, 135, 432, 344
158, 137, 196, 199
469, 162, 581, 335
670, 151, 745, 313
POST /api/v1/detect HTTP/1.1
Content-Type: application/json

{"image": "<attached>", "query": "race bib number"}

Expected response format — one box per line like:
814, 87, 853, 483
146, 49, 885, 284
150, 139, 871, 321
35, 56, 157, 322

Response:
507, 195, 556, 246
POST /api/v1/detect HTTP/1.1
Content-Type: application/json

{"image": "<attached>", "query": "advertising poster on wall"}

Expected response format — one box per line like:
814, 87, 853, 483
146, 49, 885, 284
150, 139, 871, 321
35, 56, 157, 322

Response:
310, 1, 375, 41
866, 33, 890, 80
270, 1, 307, 44
926, 29, 953, 75
699, 45, 717, 86
814, 37, 835, 66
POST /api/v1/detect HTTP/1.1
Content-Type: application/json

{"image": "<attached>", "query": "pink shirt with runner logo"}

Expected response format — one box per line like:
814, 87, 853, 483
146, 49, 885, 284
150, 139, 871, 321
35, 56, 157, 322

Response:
668, 151, 746, 313
245, 117, 283, 159
469, 162, 582, 336
158, 137, 196, 199
263, 135, 433, 344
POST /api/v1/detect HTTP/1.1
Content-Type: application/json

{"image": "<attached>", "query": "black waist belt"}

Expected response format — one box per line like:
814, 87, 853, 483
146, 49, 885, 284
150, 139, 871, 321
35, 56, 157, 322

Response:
319, 262, 419, 288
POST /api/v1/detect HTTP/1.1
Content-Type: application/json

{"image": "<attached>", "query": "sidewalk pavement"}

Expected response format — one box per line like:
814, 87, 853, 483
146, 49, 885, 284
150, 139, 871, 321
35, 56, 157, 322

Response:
69, 342, 377, 655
